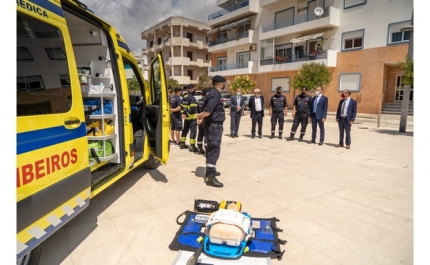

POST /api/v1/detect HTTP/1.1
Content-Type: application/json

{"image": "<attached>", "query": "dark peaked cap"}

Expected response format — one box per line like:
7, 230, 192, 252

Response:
174, 87, 183, 92
212, 75, 226, 82
186, 84, 196, 89
202, 87, 211, 95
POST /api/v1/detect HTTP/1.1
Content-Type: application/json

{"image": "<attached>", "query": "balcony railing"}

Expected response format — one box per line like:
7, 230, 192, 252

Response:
261, 6, 330, 33
260, 51, 328, 66
209, 62, 249, 72
209, 31, 249, 47
208, 0, 249, 20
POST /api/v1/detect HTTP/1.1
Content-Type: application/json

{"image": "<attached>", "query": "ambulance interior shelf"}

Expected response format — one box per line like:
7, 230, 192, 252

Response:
84, 94, 118, 166
80, 62, 119, 167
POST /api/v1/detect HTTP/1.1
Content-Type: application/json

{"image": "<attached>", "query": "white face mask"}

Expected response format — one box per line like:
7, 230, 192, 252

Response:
315, 91, 320, 96
236, 92, 241, 96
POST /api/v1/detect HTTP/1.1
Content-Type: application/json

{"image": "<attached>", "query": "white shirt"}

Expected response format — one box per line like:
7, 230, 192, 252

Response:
342, 97, 350, 116
313, 94, 321, 113
237, 95, 240, 106
255, 97, 262, 111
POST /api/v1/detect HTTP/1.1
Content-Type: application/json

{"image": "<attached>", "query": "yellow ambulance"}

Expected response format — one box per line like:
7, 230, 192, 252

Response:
17, 0, 170, 264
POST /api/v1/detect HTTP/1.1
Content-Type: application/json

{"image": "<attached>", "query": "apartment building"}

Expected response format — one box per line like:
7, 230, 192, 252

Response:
141, 16, 211, 86
207, 0, 413, 114
133, 54, 149, 81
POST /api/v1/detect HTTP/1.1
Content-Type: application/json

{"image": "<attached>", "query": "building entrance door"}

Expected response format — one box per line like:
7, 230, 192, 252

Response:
394, 74, 413, 102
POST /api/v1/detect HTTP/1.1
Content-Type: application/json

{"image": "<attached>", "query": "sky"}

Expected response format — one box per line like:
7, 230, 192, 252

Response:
82, 0, 220, 55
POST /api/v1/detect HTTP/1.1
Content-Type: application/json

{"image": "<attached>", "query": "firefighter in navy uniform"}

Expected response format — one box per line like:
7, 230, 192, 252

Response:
197, 75, 226, 188
269, 86, 288, 139
180, 84, 198, 152
196, 87, 211, 155
287, 87, 312, 142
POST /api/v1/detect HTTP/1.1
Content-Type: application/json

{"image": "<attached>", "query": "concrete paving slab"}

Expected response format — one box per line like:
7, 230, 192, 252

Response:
39, 111, 413, 264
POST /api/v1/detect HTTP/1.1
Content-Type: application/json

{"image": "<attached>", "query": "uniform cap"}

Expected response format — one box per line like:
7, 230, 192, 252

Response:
212, 75, 226, 82
276, 86, 282, 91
186, 84, 196, 89
301, 87, 308, 91
174, 87, 183, 92
202, 87, 211, 95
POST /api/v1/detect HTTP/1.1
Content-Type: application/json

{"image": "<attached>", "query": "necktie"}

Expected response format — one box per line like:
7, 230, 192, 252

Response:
237, 96, 240, 106
342, 99, 347, 116
314, 97, 318, 112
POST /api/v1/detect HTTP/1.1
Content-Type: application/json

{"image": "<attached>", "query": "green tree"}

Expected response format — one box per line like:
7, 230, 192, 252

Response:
291, 62, 333, 91
167, 77, 179, 89
127, 78, 140, 95
397, 55, 413, 86
197, 72, 212, 90
231, 75, 257, 94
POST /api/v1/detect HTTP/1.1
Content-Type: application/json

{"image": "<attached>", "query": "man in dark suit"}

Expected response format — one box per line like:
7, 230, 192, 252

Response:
229, 88, 245, 138
248, 88, 264, 139
336, 89, 357, 149
309, 86, 328, 145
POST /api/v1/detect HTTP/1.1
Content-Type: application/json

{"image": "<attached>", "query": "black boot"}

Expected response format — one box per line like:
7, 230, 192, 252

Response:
298, 135, 304, 142
269, 133, 275, 139
286, 133, 295, 141
205, 174, 223, 188
215, 171, 221, 176
180, 142, 189, 149
197, 144, 205, 155
189, 144, 199, 153
278, 132, 283, 139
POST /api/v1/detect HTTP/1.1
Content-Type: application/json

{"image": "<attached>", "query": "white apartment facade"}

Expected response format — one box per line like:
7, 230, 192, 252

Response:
207, 0, 413, 114
133, 54, 149, 81
141, 16, 211, 86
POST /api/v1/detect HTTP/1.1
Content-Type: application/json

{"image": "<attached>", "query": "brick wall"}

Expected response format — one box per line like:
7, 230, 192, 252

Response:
328, 44, 408, 114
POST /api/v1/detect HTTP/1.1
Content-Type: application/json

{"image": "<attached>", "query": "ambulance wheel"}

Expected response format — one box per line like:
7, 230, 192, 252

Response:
142, 154, 160, 169
17, 245, 42, 265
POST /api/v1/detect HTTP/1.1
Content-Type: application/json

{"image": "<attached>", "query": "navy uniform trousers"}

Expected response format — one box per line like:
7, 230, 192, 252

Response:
204, 122, 223, 175
271, 111, 284, 133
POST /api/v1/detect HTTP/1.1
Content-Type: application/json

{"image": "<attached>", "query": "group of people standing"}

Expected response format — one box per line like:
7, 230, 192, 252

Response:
229, 86, 358, 149
169, 75, 358, 189
169, 76, 227, 188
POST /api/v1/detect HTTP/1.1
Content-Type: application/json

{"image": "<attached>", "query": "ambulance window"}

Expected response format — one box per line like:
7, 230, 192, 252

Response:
150, 59, 161, 105
17, 12, 72, 116
123, 60, 144, 96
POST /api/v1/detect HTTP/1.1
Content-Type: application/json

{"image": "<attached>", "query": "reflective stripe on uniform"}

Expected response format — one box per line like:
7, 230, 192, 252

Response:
206, 163, 216, 168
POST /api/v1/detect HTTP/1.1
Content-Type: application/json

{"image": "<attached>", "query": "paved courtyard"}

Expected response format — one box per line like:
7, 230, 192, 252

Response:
39, 110, 414, 265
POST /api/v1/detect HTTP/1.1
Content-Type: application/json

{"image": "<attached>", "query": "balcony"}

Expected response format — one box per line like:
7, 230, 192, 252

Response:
189, 59, 212, 67
171, 76, 191, 85
208, 0, 258, 28
258, 49, 337, 73
209, 61, 256, 76
259, 6, 339, 40
166, 56, 191, 66
260, 0, 282, 8
208, 30, 258, 53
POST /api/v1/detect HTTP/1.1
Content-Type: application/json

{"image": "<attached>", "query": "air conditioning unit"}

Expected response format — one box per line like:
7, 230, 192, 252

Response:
250, 44, 257, 51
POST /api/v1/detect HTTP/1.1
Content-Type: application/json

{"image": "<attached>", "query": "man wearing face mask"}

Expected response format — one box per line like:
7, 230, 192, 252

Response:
309, 86, 328, 145
229, 88, 245, 138
180, 84, 198, 152
248, 88, 264, 138
336, 89, 357, 149
269, 86, 288, 139
196, 75, 226, 188
287, 87, 312, 142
